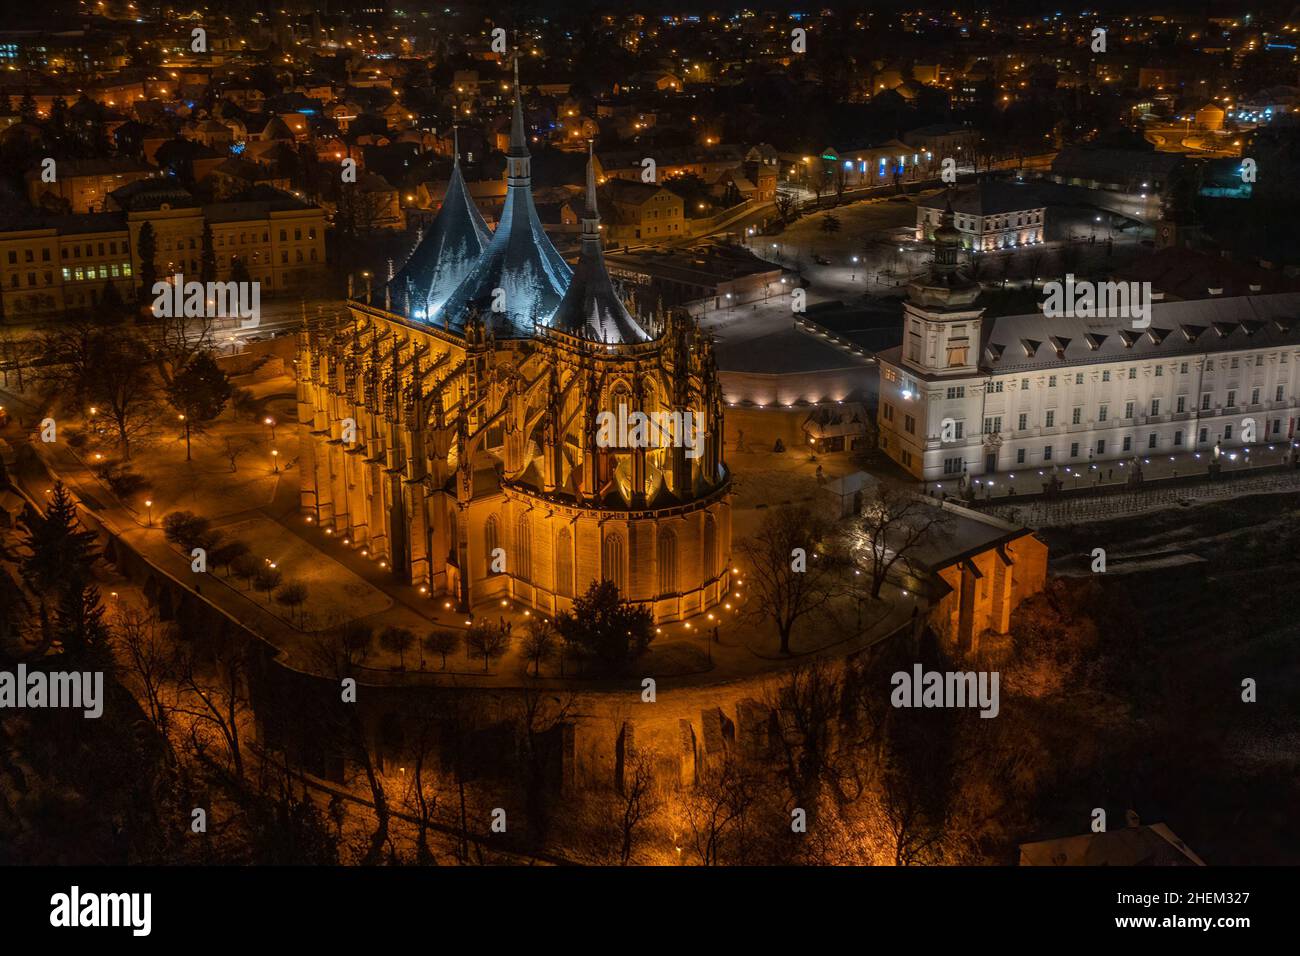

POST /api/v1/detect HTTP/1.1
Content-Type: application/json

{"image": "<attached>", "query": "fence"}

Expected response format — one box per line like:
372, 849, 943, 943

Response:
983, 468, 1300, 527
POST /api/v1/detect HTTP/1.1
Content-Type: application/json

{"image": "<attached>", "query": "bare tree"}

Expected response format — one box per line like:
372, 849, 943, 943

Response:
149, 296, 215, 390
519, 616, 558, 676
402, 695, 446, 864
275, 582, 309, 627
617, 747, 659, 865
86, 331, 158, 460
736, 503, 845, 655
774, 189, 797, 224
310, 632, 391, 865
465, 620, 510, 671
222, 436, 256, 473
113, 605, 181, 768
175, 635, 251, 780
379, 625, 417, 670
252, 565, 283, 598
851, 482, 950, 599
511, 685, 576, 846
764, 658, 856, 829
681, 756, 759, 865
422, 629, 460, 670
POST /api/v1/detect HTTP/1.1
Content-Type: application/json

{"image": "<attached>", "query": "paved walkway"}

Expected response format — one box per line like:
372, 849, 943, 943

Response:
4, 380, 915, 690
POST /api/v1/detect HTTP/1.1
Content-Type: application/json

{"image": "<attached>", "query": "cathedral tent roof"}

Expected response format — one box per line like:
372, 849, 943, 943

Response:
550, 144, 649, 344
391, 148, 490, 322
436, 58, 571, 337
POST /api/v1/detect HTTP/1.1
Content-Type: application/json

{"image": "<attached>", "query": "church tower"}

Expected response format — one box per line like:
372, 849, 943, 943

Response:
901, 196, 985, 378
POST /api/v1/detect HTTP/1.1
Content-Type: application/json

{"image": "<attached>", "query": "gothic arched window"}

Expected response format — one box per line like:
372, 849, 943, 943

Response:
514, 511, 532, 583
702, 513, 717, 581
602, 532, 626, 593
657, 528, 677, 595
556, 527, 574, 597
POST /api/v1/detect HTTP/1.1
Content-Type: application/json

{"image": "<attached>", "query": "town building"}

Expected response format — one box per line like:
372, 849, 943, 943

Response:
1048, 146, 1183, 196
893, 498, 1047, 654
587, 179, 685, 243
1020, 817, 1205, 866
877, 203, 1300, 481
915, 182, 1046, 251
25, 156, 155, 214
0, 180, 327, 319
0, 211, 134, 317
903, 123, 981, 165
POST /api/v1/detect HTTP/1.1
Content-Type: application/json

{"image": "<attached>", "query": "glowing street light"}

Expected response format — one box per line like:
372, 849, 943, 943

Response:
145, 499, 153, 526
271, 449, 280, 473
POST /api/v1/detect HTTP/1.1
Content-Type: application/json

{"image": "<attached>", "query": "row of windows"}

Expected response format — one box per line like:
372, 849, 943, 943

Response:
993, 421, 1289, 466
989, 388, 1288, 433
62, 262, 132, 282
5, 226, 322, 267
995, 355, 1292, 392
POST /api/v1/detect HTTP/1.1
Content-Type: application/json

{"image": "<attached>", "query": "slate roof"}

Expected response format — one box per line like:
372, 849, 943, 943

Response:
392, 157, 490, 322
917, 180, 1047, 217
436, 60, 571, 337
550, 147, 649, 344
979, 292, 1300, 374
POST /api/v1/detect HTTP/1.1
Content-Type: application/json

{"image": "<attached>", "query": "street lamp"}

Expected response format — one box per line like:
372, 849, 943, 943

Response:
271, 449, 279, 473
264, 415, 277, 443
145, 499, 153, 526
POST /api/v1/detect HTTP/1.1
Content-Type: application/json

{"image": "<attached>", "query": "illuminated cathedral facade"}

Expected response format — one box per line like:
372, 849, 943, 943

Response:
295, 63, 732, 621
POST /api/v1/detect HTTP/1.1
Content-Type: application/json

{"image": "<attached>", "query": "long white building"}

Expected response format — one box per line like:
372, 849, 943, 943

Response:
878, 203, 1300, 481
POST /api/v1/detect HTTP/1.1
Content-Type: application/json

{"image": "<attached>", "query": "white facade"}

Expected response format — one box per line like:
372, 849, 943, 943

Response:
878, 296, 1300, 481
915, 203, 1045, 251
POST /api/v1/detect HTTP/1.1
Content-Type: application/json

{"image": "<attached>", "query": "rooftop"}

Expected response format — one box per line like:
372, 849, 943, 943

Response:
917, 181, 1048, 217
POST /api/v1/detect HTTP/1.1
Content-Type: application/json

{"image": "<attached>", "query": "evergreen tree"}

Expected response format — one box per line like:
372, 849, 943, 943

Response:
165, 351, 232, 460
199, 222, 216, 284
99, 278, 127, 323
230, 255, 252, 285
18, 482, 99, 596
48, 96, 68, 144
55, 579, 112, 662
555, 580, 654, 669
136, 221, 157, 304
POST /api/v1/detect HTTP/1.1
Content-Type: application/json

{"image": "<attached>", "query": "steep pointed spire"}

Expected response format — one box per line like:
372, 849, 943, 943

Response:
581, 139, 599, 239
550, 141, 649, 345
452, 124, 460, 167
437, 51, 570, 335
508, 52, 527, 158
